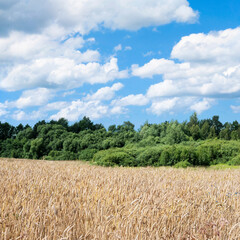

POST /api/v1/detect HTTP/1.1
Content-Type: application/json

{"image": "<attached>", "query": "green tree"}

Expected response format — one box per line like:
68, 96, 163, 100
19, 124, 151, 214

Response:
208, 126, 217, 139
200, 121, 210, 139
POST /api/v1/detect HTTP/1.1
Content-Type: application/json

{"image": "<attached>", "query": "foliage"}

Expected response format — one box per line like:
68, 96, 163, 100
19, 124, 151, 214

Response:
228, 155, 240, 166
45, 150, 77, 161
92, 149, 136, 167
78, 149, 98, 161
1, 114, 240, 167
174, 160, 191, 168
136, 147, 162, 166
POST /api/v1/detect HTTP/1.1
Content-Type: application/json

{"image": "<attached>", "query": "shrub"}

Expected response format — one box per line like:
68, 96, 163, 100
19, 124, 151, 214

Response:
93, 150, 135, 167
159, 149, 171, 166
174, 160, 191, 168
136, 148, 162, 166
78, 149, 98, 161
103, 152, 135, 166
196, 146, 210, 166
45, 150, 77, 160
228, 155, 240, 166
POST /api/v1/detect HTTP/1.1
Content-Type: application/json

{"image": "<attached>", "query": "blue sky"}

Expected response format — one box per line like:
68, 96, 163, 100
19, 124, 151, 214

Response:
0, 0, 240, 128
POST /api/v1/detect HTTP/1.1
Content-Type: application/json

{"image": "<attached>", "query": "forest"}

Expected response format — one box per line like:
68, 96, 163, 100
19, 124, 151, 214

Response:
1, 113, 240, 167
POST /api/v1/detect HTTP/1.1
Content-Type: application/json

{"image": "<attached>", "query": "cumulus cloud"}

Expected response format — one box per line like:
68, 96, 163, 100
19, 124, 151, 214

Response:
50, 86, 150, 121
0, 0, 198, 36
50, 85, 151, 121
0, 25, 129, 94
12, 110, 45, 121
190, 98, 216, 114
0, 28, 122, 92
9, 88, 55, 109
171, 28, 240, 63
231, 105, 240, 114
0, 0, 55, 36
41, 102, 70, 112
84, 83, 123, 101
112, 94, 149, 107
0, 0, 199, 121
132, 59, 189, 78
0, 104, 8, 117
130, 27, 240, 115
134, 27, 240, 99
11, 101, 75, 121
148, 97, 215, 116
49, 97, 138, 121
148, 98, 179, 115
0, 30, 86, 63
50, 100, 109, 121
110, 106, 127, 115
0, 57, 128, 91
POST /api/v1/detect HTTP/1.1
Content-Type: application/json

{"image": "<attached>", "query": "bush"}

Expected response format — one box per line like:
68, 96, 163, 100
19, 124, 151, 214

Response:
92, 149, 136, 167
159, 149, 171, 166
174, 160, 191, 168
45, 150, 77, 160
228, 155, 240, 166
78, 149, 98, 161
196, 146, 211, 166
136, 147, 162, 166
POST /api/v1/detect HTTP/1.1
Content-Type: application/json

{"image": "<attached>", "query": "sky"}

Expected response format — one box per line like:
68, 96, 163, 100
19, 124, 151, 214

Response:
0, 0, 240, 128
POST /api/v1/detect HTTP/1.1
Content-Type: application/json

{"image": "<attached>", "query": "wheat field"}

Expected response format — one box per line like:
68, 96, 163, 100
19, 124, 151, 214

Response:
1, 159, 240, 239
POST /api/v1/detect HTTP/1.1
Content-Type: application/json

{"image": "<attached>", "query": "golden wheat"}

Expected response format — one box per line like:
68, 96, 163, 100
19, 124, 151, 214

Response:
1, 158, 240, 239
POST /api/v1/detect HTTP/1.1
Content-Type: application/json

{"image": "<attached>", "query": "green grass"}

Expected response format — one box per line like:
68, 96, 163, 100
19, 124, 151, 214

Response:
208, 164, 240, 170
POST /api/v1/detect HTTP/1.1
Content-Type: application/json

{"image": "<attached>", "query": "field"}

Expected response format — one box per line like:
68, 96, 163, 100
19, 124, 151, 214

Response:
1, 159, 240, 239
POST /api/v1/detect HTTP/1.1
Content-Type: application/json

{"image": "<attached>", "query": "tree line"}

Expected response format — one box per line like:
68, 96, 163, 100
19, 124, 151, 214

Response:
1, 113, 240, 167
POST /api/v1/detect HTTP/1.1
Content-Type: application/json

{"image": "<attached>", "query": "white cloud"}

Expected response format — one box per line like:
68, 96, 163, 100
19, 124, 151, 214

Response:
114, 44, 122, 52
49, 81, 152, 121
79, 50, 100, 63
143, 51, 155, 57
231, 105, 240, 113
0, 28, 125, 93
11, 88, 55, 109
132, 59, 187, 79
50, 83, 128, 121
125, 46, 132, 51
0, 57, 128, 91
63, 90, 76, 97
112, 94, 149, 106
0, 0, 198, 122
12, 111, 29, 121
50, 100, 109, 121
12, 110, 45, 121
190, 98, 215, 114
131, 27, 240, 116
147, 80, 183, 98
41, 102, 69, 112
171, 28, 240, 63
148, 97, 214, 116
49, 97, 134, 121
110, 106, 127, 115
0, 107, 7, 117
85, 83, 123, 101
0, 29, 89, 64
0, 0, 198, 36
11, 101, 70, 121
0, 101, 9, 117
148, 98, 179, 115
